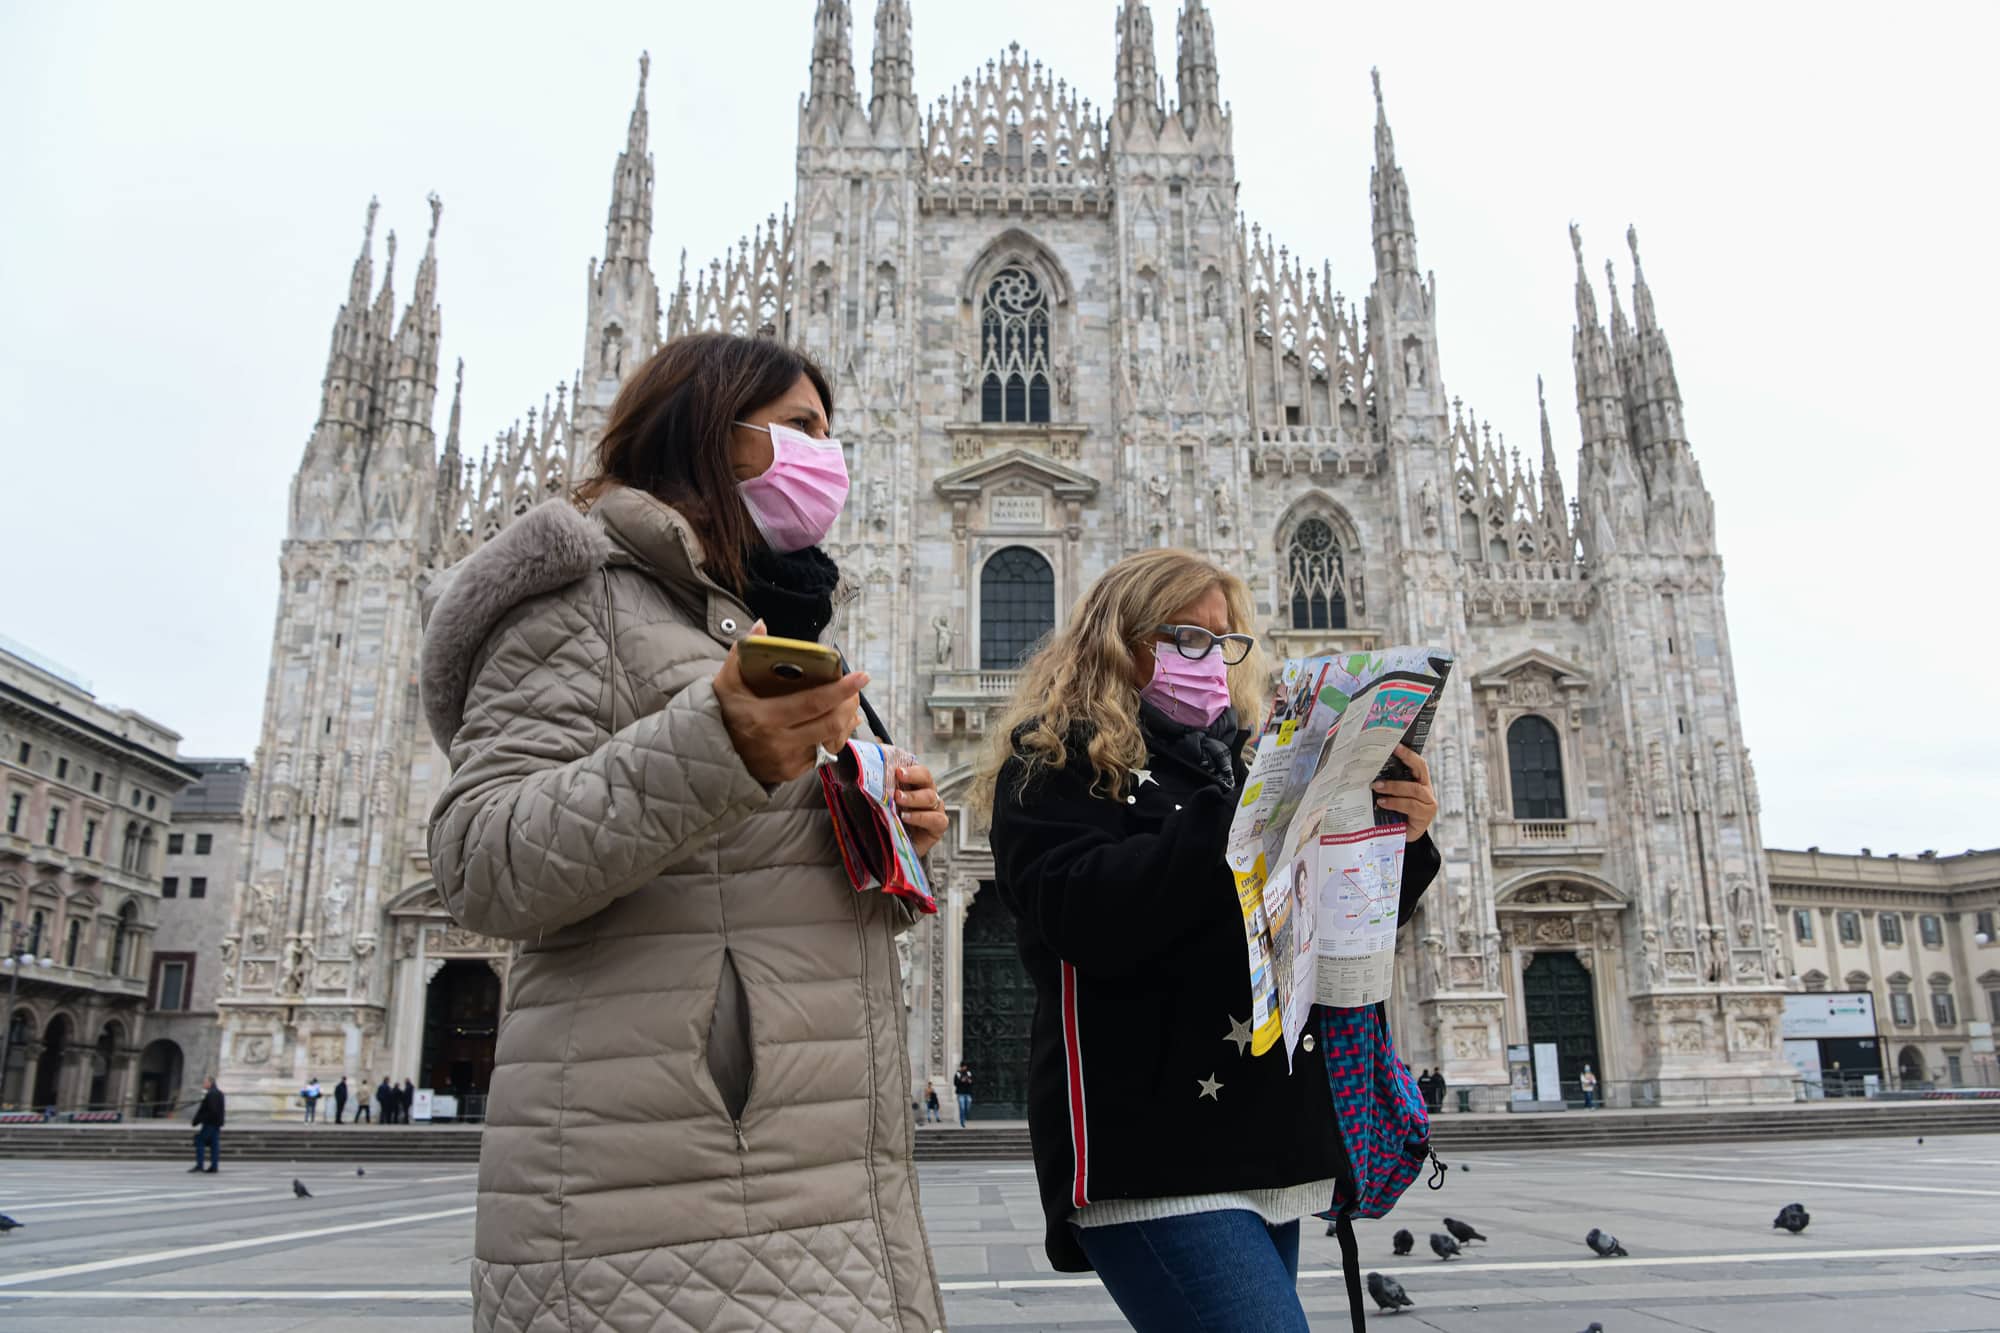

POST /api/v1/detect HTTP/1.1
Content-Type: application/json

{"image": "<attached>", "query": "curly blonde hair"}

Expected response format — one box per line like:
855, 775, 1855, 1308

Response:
971, 548, 1270, 811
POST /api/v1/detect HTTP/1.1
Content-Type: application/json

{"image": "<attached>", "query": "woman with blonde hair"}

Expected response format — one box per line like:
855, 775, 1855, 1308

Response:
979, 548, 1439, 1332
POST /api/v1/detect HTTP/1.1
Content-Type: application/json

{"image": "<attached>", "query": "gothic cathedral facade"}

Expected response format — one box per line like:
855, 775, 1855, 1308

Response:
216, 1, 1790, 1115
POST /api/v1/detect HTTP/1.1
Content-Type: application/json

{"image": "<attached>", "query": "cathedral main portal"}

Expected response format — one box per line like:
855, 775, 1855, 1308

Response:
961, 883, 1033, 1119
1521, 950, 1601, 1102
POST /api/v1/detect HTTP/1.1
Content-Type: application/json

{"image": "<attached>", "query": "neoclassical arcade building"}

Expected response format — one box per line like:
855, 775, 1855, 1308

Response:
212, 2, 1791, 1116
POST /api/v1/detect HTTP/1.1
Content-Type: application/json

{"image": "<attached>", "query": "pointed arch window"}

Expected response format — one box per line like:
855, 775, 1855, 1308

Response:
1283, 518, 1347, 630
1506, 715, 1567, 820
979, 267, 1052, 424
980, 547, 1055, 668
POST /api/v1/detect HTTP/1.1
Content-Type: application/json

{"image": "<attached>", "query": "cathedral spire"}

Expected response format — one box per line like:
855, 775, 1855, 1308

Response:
1369, 68, 1419, 280
1568, 226, 1629, 459
1174, 0, 1220, 129
385, 193, 444, 430
604, 53, 653, 266
1114, 1, 1161, 129
317, 198, 381, 431
868, 0, 915, 130
808, 0, 856, 111
1538, 373, 1568, 530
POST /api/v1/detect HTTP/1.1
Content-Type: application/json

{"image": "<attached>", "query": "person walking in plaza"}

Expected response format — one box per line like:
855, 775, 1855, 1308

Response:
925, 1081, 942, 1124
1431, 1065, 1450, 1114
1416, 1069, 1433, 1112
353, 1080, 372, 1124
1580, 1063, 1599, 1109
400, 1078, 414, 1121
954, 1061, 975, 1125
377, 1076, 397, 1124
423, 332, 949, 1332
300, 1076, 322, 1124
980, 548, 1441, 1333
190, 1076, 224, 1173
332, 1075, 349, 1124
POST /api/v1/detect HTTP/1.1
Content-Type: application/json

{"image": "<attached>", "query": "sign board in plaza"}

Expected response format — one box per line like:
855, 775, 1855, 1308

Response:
1782, 992, 1877, 1039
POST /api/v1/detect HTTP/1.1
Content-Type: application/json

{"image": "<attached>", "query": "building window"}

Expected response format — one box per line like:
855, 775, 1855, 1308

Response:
110, 901, 139, 976
27, 910, 45, 957
55, 757, 67, 781
5, 792, 22, 835
1889, 991, 1915, 1026
91, 771, 102, 794
1920, 915, 1944, 948
1792, 909, 1814, 943
167, 833, 184, 855
146, 795, 155, 812
978, 266, 1052, 424
1838, 912, 1862, 945
190, 877, 207, 899
1283, 518, 1348, 630
63, 918, 81, 968
194, 833, 212, 856
131, 788, 141, 807
82, 819, 98, 859
1506, 715, 1568, 820
162, 877, 179, 899
14, 742, 27, 764
979, 546, 1055, 669
151, 956, 191, 1012
1980, 911, 1997, 940
44, 807, 63, 847
1989, 989, 2000, 1024
1932, 990, 1956, 1027
1880, 914, 1904, 946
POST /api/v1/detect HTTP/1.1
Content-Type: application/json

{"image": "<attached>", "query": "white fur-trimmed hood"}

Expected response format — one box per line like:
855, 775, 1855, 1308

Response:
419, 499, 613, 753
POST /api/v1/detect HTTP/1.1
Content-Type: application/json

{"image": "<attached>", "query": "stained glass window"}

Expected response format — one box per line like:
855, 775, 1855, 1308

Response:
1506, 715, 1567, 820
1285, 518, 1347, 630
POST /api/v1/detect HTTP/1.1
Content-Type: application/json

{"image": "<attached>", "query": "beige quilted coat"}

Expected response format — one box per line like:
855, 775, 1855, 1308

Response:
421, 486, 944, 1333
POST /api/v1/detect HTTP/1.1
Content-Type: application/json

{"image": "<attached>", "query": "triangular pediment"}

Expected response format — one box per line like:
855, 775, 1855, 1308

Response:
934, 448, 1099, 502
1474, 648, 1592, 692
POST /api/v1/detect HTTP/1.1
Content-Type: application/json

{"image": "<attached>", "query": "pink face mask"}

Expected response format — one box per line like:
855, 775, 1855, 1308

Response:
734, 421, 850, 552
1141, 642, 1235, 728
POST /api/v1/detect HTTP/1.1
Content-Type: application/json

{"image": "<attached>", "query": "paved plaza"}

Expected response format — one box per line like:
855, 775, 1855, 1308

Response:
0, 1133, 1996, 1330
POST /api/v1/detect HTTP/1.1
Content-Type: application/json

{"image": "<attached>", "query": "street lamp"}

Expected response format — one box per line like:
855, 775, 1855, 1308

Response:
0, 921, 56, 1107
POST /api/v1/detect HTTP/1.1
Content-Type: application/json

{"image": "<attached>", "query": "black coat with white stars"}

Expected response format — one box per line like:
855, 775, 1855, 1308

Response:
990, 704, 1440, 1272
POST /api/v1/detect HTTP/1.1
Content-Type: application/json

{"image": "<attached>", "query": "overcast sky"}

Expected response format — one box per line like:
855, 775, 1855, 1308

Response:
2, 1, 1994, 855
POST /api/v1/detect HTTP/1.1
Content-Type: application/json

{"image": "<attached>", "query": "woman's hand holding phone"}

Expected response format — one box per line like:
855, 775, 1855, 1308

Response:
715, 622, 866, 785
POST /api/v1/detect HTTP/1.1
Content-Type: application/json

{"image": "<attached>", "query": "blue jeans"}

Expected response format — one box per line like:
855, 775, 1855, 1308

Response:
1075, 1211, 1306, 1332
193, 1124, 219, 1170
957, 1094, 971, 1124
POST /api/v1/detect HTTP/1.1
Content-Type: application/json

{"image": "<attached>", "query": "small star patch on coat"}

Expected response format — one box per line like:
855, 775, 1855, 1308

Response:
1197, 1074, 1223, 1100
1224, 1015, 1253, 1056
1134, 769, 1157, 786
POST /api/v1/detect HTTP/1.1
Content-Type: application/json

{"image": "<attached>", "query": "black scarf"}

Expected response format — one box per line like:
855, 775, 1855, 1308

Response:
1136, 700, 1245, 790
740, 544, 841, 644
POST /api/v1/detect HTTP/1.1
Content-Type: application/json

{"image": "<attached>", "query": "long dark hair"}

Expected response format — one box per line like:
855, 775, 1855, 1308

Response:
576, 332, 833, 592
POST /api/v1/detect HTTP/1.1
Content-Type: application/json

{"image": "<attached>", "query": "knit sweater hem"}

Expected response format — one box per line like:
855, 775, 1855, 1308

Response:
1068, 1177, 1344, 1230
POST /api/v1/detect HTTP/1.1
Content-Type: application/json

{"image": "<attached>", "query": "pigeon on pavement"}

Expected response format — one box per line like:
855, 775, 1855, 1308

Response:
1585, 1227, 1627, 1258
1392, 1228, 1414, 1256
356, 1168, 366, 1177
1577, 1324, 1605, 1332
292, 1179, 313, 1199
1773, 1202, 1809, 1233
1367, 1272, 1415, 1312
1443, 1217, 1486, 1244
1429, 1232, 1461, 1261
0, 1214, 21, 1234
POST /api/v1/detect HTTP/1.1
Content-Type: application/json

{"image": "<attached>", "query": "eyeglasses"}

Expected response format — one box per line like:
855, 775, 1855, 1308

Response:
1155, 623, 1256, 665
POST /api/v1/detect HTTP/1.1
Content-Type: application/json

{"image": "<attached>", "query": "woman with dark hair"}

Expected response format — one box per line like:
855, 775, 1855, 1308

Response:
422, 332, 948, 1332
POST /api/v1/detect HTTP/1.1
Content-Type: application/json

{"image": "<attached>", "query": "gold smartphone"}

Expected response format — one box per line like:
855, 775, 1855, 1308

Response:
736, 634, 845, 697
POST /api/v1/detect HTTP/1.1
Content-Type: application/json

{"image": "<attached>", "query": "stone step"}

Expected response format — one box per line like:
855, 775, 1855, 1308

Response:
1, 1100, 1990, 1163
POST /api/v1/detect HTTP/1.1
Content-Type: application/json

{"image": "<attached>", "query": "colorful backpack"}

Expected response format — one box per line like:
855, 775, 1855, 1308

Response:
1312, 1002, 1445, 1332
